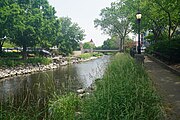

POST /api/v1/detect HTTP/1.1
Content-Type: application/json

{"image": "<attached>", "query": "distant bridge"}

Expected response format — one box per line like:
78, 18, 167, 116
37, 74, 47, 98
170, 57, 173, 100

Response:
93, 49, 120, 52
81, 48, 120, 53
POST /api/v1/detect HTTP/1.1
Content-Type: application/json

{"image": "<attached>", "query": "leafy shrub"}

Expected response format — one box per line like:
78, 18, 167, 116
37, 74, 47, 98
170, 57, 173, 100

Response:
25, 57, 52, 65
92, 52, 103, 57
146, 37, 180, 62
79, 53, 92, 59
0, 52, 21, 58
0, 59, 24, 67
0, 57, 52, 67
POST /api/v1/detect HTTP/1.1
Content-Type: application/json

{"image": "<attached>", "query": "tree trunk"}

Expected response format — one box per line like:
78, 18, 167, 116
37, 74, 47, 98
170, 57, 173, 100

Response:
122, 37, 125, 52
119, 38, 123, 52
168, 12, 172, 41
0, 44, 3, 53
23, 45, 27, 60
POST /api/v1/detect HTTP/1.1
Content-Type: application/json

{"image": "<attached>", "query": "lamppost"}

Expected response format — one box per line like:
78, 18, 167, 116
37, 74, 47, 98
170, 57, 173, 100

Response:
136, 10, 142, 54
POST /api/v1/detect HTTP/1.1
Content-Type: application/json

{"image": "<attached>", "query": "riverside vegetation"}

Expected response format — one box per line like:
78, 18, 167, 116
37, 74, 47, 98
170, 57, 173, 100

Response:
0, 52, 52, 67
49, 53, 165, 120
0, 52, 104, 79
0, 52, 103, 67
81, 53, 164, 120
79, 53, 103, 59
0, 53, 165, 119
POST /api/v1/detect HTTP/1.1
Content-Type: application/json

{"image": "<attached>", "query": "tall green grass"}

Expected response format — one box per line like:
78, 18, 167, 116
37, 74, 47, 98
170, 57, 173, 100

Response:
49, 93, 81, 120
81, 53, 164, 120
0, 72, 56, 120
0, 91, 49, 120
0, 53, 164, 120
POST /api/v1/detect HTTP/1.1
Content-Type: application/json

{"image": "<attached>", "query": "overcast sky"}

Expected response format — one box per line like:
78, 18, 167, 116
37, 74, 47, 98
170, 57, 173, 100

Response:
48, 0, 116, 46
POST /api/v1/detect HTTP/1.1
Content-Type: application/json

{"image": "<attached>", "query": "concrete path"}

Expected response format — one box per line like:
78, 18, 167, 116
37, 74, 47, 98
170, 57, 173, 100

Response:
144, 56, 180, 120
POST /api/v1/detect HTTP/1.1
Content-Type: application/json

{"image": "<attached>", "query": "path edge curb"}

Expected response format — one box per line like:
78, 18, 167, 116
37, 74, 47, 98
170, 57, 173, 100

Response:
146, 54, 180, 76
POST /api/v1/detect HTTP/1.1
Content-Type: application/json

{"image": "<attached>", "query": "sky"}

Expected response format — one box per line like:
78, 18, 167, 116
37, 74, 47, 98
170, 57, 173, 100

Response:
48, 0, 116, 46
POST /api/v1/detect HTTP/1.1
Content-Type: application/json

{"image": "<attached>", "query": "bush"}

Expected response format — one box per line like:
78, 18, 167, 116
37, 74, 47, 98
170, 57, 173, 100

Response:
0, 52, 21, 58
25, 57, 52, 65
92, 52, 103, 57
146, 37, 180, 63
0, 57, 52, 67
79, 53, 92, 59
0, 59, 24, 67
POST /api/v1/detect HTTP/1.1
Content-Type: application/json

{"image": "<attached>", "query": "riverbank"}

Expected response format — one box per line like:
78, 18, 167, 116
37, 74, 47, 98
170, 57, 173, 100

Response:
0, 54, 108, 120
48, 53, 165, 120
0, 56, 100, 80
0, 53, 165, 119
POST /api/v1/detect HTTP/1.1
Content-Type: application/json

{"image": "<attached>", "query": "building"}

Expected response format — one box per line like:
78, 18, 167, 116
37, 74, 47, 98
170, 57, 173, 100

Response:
80, 39, 95, 53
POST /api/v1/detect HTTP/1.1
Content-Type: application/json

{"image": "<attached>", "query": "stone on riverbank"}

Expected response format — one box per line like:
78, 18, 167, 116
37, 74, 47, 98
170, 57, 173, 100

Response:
0, 56, 99, 80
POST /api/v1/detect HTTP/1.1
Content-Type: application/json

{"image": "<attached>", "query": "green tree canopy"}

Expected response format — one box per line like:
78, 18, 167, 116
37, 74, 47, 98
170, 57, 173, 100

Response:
83, 42, 95, 49
0, 0, 60, 58
94, 0, 133, 51
96, 0, 179, 51
11, 0, 47, 59
102, 36, 119, 50
131, 0, 180, 41
0, 1, 22, 53
57, 17, 85, 55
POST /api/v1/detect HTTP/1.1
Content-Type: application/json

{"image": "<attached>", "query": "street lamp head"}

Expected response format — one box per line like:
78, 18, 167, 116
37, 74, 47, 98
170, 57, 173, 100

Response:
136, 10, 142, 54
136, 11, 142, 20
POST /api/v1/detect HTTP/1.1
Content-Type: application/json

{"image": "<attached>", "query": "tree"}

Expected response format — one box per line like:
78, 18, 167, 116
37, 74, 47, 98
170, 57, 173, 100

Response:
1, 0, 86, 57
102, 36, 119, 50
131, 0, 180, 42
0, 1, 21, 53
57, 17, 85, 55
94, 0, 132, 51
10, 0, 57, 59
151, 0, 179, 41
39, 2, 59, 49
12, 3, 43, 59
83, 42, 95, 49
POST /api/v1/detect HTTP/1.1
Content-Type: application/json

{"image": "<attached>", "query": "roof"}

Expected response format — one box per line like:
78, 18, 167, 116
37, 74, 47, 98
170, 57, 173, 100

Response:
90, 39, 93, 43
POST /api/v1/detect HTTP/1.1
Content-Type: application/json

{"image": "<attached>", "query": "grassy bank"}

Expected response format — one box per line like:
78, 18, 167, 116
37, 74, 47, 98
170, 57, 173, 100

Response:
79, 52, 103, 59
49, 93, 81, 120
0, 57, 52, 67
81, 53, 164, 120
48, 53, 164, 120
0, 53, 164, 119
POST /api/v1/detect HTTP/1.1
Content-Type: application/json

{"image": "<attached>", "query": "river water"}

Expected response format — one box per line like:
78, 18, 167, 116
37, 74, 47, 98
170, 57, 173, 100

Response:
0, 55, 110, 103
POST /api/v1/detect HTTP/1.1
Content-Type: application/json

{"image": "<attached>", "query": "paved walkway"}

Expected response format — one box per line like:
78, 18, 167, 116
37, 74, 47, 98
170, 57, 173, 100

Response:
144, 56, 180, 120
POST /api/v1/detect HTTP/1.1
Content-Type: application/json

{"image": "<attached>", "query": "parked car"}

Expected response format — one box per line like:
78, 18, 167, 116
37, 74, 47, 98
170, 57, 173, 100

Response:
40, 49, 52, 57
141, 46, 146, 53
3, 47, 22, 52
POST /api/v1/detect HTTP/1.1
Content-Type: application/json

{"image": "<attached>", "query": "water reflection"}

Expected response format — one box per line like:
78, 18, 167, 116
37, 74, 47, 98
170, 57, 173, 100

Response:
75, 55, 110, 88
0, 55, 110, 102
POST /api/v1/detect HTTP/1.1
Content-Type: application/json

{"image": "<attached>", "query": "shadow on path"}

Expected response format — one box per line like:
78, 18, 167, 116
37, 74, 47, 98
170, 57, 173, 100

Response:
144, 56, 180, 120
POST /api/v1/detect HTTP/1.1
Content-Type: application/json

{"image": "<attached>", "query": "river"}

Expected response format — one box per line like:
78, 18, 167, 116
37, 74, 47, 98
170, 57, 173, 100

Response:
0, 55, 110, 103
